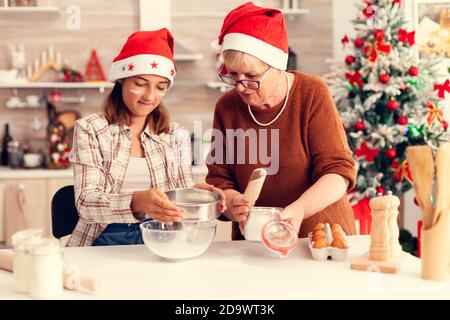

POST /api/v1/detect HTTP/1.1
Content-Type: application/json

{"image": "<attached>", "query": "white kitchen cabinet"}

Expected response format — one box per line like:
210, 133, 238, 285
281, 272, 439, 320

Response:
0, 170, 74, 243
1, 179, 50, 241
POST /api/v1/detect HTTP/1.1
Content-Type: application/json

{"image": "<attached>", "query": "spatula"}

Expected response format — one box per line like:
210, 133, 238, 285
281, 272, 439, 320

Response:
243, 168, 267, 207
433, 142, 450, 227
407, 146, 435, 229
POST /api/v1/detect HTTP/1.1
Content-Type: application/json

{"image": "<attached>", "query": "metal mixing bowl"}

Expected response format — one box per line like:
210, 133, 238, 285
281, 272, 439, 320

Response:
165, 188, 221, 221
140, 220, 217, 261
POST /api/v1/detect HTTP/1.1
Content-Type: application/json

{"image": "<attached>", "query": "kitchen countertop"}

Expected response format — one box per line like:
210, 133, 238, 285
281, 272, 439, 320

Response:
0, 165, 208, 180
1, 236, 449, 299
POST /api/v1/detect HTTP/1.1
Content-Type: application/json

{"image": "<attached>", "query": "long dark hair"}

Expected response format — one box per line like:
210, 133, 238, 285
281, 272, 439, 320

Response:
103, 82, 170, 134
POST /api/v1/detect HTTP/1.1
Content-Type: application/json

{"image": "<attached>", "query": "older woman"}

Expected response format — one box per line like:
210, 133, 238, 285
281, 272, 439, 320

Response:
206, 2, 357, 240
68, 29, 224, 246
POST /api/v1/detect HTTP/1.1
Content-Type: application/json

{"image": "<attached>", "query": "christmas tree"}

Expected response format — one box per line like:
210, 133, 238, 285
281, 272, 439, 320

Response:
327, 0, 449, 204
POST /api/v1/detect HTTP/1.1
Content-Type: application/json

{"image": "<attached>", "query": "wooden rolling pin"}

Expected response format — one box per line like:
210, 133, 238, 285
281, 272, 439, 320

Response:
0, 249, 99, 293
243, 168, 267, 207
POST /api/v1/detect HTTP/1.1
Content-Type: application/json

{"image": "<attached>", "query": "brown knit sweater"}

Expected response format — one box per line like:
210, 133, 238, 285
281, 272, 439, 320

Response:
206, 71, 357, 240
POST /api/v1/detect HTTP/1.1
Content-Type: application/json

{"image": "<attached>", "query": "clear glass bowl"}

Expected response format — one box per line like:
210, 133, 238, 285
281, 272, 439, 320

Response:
140, 220, 216, 261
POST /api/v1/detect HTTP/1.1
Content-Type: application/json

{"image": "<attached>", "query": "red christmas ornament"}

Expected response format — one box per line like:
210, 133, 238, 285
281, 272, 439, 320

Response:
362, 2, 375, 18
355, 120, 365, 131
408, 66, 419, 77
443, 120, 449, 130
345, 55, 355, 65
434, 79, 450, 99
355, 142, 379, 162
345, 70, 364, 89
398, 29, 415, 46
376, 186, 385, 195
354, 38, 365, 48
373, 29, 385, 42
49, 90, 61, 103
397, 115, 408, 125
385, 147, 397, 159
386, 99, 399, 111
341, 35, 350, 48
379, 73, 390, 84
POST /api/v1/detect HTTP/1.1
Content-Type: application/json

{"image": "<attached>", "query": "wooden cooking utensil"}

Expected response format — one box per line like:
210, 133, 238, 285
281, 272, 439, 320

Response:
433, 142, 450, 227
406, 146, 435, 229
243, 168, 267, 207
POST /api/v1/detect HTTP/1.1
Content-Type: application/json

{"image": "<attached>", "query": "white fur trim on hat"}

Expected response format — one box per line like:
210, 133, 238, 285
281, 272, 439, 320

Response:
221, 33, 288, 70
210, 39, 222, 54
108, 54, 176, 84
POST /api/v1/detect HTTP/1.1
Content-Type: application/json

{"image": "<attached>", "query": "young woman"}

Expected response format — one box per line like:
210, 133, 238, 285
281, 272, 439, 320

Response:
68, 28, 225, 246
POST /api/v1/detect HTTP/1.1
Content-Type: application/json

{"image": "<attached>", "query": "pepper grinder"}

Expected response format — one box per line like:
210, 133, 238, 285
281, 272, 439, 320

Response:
387, 194, 402, 258
369, 195, 391, 261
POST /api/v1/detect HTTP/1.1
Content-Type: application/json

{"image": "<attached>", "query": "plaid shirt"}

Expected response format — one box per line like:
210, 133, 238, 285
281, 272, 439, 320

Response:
67, 113, 194, 247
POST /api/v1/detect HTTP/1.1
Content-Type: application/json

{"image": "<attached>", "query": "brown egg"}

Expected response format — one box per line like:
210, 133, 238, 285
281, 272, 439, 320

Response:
331, 224, 343, 233
313, 238, 329, 249
332, 230, 344, 239
312, 230, 326, 241
331, 238, 347, 249
313, 223, 325, 232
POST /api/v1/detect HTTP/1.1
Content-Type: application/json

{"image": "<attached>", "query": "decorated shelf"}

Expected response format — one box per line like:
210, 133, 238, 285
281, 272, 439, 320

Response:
0, 82, 114, 92
0, 6, 60, 17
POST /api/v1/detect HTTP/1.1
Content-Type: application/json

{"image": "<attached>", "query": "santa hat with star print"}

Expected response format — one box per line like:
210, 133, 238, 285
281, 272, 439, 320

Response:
216, 2, 288, 71
109, 28, 177, 85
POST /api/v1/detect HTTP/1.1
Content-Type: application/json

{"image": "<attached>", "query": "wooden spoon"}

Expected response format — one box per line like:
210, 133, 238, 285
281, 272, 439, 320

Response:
407, 146, 435, 229
433, 142, 450, 227
243, 168, 267, 207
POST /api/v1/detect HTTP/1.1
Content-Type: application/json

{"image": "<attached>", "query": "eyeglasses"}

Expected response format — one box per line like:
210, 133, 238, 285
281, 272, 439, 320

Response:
218, 67, 271, 90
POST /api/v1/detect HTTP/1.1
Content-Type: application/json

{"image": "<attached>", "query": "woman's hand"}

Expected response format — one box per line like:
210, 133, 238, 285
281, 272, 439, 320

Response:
223, 189, 250, 223
193, 182, 227, 212
131, 188, 183, 224
278, 203, 305, 235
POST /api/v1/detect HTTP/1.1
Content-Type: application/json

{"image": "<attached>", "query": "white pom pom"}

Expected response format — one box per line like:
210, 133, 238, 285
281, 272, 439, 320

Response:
210, 39, 222, 54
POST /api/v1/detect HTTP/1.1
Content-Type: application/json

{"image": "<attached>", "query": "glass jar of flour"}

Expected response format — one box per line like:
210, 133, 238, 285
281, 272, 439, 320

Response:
244, 207, 282, 242
28, 238, 63, 299
11, 229, 43, 293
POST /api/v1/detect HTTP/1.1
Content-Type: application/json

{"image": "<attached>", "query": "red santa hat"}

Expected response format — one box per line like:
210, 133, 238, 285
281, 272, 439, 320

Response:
109, 28, 176, 84
217, 2, 288, 71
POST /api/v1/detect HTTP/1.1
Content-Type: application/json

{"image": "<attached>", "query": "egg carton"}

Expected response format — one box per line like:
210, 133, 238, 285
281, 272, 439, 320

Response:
308, 223, 350, 261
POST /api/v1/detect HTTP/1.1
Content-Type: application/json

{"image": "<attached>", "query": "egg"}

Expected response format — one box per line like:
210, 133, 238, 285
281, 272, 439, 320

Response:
332, 230, 344, 239
312, 238, 329, 249
313, 223, 325, 232
312, 230, 326, 241
331, 223, 343, 233
331, 238, 347, 249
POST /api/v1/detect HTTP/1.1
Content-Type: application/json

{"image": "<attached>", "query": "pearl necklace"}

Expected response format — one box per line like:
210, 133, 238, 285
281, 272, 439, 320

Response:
247, 71, 291, 127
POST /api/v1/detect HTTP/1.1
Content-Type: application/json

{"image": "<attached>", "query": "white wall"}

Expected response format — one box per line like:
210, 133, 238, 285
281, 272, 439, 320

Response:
332, 0, 358, 61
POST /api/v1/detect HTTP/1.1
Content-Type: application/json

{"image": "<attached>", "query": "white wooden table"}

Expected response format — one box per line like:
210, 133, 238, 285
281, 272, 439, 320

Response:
0, 236, 449, 299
